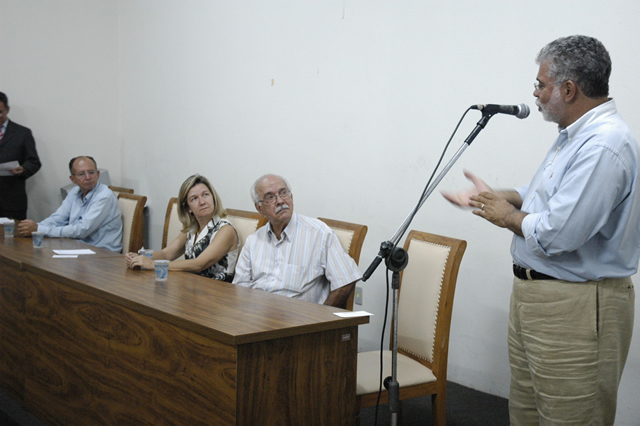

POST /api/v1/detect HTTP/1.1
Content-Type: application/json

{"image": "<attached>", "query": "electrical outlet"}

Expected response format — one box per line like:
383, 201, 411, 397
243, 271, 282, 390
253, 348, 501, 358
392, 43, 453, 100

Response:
355, 286, 363, 305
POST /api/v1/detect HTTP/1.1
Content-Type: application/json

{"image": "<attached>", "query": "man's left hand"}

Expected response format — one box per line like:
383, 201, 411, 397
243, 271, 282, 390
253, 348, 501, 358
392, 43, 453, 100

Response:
470, 192, 526, 237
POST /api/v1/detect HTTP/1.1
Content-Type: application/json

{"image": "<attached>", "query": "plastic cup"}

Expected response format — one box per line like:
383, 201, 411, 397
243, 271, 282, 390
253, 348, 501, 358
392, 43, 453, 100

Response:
4, 221, 15, 237
154, 260, 169, 281
139, 248, 154, 259
32, 231, 45, 248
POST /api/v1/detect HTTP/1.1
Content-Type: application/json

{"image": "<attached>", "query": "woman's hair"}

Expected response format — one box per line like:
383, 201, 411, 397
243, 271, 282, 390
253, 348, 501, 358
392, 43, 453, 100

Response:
177, 174, 225, 232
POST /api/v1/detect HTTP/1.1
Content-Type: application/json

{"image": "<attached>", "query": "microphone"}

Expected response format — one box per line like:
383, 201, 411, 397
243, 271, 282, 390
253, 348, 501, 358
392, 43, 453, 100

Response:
471, 103, 530, 119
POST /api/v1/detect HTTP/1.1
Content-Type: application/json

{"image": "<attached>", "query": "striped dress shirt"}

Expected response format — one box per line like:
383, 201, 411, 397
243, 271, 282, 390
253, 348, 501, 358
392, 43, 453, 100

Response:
233, 212, 362, 304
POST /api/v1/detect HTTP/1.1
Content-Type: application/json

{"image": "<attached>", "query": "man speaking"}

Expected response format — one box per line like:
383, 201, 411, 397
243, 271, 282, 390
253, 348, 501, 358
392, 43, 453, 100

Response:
443, 35, 638, 425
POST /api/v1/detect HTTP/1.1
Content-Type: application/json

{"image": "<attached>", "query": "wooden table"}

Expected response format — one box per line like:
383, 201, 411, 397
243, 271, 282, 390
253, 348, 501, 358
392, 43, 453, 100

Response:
0, 230, 368, 425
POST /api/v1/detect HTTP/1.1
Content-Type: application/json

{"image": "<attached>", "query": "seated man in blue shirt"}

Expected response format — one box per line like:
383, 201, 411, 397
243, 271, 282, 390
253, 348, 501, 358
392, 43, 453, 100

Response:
16, 156, 123, 252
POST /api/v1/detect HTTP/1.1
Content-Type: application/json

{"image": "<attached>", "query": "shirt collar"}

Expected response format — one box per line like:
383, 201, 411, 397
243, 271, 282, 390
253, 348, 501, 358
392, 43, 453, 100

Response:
561, 98, 617, 140
194, 216, 219, 239
267, 211, 297, 243
77, 181, 101, 203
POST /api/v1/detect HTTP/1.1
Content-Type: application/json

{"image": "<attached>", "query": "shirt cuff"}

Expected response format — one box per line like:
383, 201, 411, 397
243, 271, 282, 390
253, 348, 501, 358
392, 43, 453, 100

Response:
522, 213, 548, 256
520, 212, 536, 239
37, 224, 53, 237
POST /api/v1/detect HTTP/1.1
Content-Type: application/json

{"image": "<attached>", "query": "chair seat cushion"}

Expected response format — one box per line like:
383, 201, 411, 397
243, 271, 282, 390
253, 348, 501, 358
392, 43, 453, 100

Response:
357, 350, 436, 395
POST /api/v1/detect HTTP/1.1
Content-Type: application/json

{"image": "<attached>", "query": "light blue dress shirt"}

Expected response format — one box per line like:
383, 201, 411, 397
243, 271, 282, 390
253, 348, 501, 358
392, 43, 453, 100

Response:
38, 182, 123, 252
512, 99, 640, 281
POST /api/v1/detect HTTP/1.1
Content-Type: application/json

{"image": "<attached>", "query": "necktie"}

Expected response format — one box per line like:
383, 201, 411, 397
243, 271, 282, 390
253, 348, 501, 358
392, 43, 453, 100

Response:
0, 127, 4, 143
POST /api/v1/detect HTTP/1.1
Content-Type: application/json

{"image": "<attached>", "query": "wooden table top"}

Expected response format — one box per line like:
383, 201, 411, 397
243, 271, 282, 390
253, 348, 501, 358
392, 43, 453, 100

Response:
0, 231, 369, 346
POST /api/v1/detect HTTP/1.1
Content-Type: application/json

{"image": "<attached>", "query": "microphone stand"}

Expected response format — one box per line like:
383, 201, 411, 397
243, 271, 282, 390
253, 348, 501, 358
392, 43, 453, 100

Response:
383, 246, 408, 426
363, 110, 495, 426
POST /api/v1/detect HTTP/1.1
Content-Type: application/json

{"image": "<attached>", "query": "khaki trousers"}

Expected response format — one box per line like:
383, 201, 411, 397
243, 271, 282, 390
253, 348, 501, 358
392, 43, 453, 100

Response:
508, 277, 634, 425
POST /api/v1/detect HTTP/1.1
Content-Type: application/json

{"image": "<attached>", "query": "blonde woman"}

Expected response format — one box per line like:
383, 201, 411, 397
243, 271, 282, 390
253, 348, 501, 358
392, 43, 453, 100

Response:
126, 174, 239, 282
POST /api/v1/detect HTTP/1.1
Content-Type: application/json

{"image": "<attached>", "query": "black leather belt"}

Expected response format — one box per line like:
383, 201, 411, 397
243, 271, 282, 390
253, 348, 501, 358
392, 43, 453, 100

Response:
513, 264, 558, 281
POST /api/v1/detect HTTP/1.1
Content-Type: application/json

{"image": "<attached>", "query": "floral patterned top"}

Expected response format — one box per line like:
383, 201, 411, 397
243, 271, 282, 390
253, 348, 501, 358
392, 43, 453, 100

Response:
185, 217, 239, 282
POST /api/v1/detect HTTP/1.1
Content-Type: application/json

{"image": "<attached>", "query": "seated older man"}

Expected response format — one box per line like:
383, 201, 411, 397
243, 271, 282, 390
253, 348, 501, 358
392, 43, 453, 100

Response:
232, 174, 361, 308
16, 156, 123, 252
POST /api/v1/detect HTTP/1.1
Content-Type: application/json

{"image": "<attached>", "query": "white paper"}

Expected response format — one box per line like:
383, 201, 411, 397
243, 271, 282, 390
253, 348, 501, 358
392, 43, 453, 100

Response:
53, 255, 79, 258
333, 311, 373, 318
0, 217, 16, 224
53, 249, 96, 255
0, 161, 20, 176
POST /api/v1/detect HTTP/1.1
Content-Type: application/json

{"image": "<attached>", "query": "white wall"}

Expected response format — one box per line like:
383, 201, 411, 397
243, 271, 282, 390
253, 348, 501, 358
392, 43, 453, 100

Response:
0, 0, 120, 219
2, 1, 640, 423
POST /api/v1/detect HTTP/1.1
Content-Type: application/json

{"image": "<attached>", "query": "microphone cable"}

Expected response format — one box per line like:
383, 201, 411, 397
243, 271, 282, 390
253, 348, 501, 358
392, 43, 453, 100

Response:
372, 106, 474, 424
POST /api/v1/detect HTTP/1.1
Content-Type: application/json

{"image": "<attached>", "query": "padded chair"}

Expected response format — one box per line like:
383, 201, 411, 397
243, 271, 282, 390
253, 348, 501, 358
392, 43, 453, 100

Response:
109, 186, 134, 197
356, 230, 466, 425
117, 193, 147, 254
162, 197, 182, 249
317, 217, 368, 310
224, 208, 268, 252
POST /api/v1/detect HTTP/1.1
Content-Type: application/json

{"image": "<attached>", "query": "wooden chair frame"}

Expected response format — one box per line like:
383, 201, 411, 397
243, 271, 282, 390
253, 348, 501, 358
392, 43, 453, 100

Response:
317, 217, 368, 310
109, 186, 134, 195
162, 197, 181, 249
117, 193, 147, 254
356, 230, 466, 425
224, 208, 268, 250
225, 209, 268, 229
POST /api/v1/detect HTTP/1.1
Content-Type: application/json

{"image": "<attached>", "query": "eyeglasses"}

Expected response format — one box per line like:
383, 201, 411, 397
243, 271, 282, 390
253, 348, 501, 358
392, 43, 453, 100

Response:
259, 188, 291, 205
74, 170, 97, 178
534, 80, 564, 93
534, 82, 549, 92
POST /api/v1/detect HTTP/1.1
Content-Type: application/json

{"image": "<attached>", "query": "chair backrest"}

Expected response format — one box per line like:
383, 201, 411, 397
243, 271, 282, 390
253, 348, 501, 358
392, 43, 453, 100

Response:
317, 217, 368, 310
317, 217, 368, 265
395, 230, 466, 377
109, 186, 134, 197
224, 208, 268, 252
117, 193, 147, 254
162, 197, 182, 249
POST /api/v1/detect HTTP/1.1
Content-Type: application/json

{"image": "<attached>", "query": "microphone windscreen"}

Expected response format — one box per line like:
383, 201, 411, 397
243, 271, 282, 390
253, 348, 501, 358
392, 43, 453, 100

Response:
517, 104, 530, 119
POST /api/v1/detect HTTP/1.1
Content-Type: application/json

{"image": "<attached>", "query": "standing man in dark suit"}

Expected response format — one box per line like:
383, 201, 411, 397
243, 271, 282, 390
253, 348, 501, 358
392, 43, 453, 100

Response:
0, 92, 41, 220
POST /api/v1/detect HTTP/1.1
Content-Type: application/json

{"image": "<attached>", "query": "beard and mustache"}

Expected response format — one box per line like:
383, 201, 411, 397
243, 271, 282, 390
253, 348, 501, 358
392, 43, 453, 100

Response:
536, 86, 565, 124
